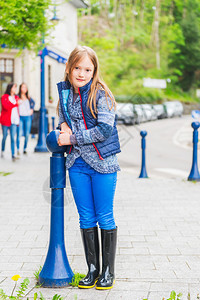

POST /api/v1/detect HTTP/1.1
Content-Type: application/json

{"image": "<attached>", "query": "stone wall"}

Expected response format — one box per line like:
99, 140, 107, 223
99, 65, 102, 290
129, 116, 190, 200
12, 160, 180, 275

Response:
183, 102, 200, 114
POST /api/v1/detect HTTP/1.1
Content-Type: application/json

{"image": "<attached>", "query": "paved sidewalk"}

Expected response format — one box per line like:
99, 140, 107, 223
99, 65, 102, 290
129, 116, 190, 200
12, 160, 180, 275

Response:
0, 123, 200, 300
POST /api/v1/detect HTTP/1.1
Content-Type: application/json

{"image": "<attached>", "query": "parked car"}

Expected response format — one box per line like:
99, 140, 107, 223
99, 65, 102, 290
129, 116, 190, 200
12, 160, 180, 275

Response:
141, 104, 157, 121
116, 103, 135, 125
153, 104, 167, 119
133, 104, 146, 124
174, 101, 184, 117
163, 102, 174, 118
150, 105, 158, 121
163, 101, 183, 118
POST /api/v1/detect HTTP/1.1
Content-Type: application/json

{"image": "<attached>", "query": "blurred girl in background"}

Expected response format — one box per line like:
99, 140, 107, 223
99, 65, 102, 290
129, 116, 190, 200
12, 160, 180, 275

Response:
0, 83, 20, 161
16, 83, 35, 154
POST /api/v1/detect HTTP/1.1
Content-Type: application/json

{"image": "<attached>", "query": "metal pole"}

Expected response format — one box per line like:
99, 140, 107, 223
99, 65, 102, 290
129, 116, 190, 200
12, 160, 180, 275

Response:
188, 122, 200, 181
39, 130, 74, 287
52, 116, 55, 131
46, 113, 49, 135
139, 130, 148, 178
35, 38, 48, 152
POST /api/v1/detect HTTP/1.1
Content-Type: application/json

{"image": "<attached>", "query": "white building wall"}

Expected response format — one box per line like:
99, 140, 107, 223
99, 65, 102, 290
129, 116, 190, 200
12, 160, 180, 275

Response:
49, 1, 78, 56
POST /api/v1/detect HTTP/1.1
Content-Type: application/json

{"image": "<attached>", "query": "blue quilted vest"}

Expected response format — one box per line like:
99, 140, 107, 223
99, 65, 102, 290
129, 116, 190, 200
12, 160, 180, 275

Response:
57, 79, 121, 159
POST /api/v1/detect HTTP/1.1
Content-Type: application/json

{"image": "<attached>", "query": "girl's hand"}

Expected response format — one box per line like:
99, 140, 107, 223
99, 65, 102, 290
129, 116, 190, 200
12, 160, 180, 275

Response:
30, 109, 34, 116
17, 99, 23, 105
61, 122, 72, 135
58, 131, 72, 146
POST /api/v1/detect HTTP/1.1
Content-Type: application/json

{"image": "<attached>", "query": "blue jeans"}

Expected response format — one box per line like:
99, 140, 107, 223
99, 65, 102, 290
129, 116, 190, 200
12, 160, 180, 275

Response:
1, 124, 17, 157
16, 116, 32, 150
68, 157, 117, 230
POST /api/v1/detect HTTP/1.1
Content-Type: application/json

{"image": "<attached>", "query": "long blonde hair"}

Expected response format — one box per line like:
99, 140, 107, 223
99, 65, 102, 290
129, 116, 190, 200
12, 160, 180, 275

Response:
57, 45, 116, 118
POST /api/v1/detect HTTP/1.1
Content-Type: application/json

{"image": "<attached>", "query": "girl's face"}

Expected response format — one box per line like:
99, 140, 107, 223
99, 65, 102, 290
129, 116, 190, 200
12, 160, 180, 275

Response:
21, 84, 28, 94
71, 55, 94, 92
11, 84, 17, 95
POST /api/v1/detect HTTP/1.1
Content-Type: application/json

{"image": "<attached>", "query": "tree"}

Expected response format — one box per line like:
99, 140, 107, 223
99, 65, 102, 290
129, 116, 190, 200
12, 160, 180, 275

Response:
0, 0, 53, 52
151, 0, 161, 69
169, 0, 200, 90
78, 0, 200, 97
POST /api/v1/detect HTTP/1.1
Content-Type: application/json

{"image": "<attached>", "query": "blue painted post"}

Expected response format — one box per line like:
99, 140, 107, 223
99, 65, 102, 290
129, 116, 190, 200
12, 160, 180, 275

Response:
188, 122, 200, 181
139, 130, 148, 178
35, 44, 48, 152
39, 130, 74, 287
52, 116, 55, 131
45, 113, 49, 135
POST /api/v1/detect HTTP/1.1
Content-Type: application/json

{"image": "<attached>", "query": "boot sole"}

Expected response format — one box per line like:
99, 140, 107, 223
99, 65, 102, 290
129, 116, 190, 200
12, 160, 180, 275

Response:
78, 279, 98, 289
96, 280, 115, 290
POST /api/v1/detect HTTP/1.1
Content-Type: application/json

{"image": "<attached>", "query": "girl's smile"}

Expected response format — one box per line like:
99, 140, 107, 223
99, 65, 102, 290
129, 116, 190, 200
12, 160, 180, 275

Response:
71, 55, 94, 92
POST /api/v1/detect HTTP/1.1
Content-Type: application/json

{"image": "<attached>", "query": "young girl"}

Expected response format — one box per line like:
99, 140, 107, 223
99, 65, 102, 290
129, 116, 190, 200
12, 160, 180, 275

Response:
16, 83, 35, 154
0, 83, 20, 161
57, 45, 121, 290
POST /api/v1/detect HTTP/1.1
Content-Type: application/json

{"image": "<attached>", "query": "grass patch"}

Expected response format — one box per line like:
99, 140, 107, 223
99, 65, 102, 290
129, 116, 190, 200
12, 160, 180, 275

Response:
33, 266, 85, 289
69, 272, 86, 287
33, 266, 42, 282
33, 266, 43, 288
0, 171, 13, 176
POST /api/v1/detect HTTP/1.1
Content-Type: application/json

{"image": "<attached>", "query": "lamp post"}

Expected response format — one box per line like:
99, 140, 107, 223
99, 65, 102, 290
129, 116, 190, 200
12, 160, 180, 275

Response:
35, 38, 48, 152
35, 7, 59, 152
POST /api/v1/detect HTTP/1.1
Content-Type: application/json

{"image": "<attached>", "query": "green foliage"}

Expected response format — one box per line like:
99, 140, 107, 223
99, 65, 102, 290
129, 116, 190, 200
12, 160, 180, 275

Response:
33, 266, 42, 282
33, 266, 43, 289
15, 278, 30, 299
169, 0, 200, 91
0, 288, 8, 300
0, 172, 13, 176
78, 0, 200, 101
0, 278, 30, 300
34, 293, 38, 300
142, 290, 185, 300
115, 87, 165, 104
52, 294, 64, 300
69, 272, 86, 287
167, 290, 183, 300
39, 291, 46, 300
0, 0, 53, 52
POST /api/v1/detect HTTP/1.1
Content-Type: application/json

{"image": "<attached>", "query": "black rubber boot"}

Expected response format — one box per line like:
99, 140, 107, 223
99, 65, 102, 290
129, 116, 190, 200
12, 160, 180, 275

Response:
96, 227, 117, 290
78, 227, 100, 289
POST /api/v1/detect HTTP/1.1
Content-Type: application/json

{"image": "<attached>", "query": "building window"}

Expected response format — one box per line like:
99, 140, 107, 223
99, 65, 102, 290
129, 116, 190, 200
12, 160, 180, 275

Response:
0, 59, 14, 73
6, 59, 13, 73
48, 65, 53, 103
0, 60, 4, 72
0, 59, 14, 97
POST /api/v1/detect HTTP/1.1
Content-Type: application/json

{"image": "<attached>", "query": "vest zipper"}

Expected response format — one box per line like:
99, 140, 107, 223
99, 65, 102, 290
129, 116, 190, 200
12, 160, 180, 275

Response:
78, 88, 104, 161
69, 145, 73, 154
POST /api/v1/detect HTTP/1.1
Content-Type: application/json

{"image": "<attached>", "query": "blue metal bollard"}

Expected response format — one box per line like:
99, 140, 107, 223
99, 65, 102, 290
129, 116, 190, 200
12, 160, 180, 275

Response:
45, 113, 49, 135
188, 122, 200, 181
39, 130, 74, 287
139, 130, 148, 178
51, 116, 55, 131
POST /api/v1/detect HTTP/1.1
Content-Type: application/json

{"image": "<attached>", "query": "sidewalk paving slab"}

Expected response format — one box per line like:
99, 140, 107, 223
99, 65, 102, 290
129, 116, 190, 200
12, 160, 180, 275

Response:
1, 124, 200, 299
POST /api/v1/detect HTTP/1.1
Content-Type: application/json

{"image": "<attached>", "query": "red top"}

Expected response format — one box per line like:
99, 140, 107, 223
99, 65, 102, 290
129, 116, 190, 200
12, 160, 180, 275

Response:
0, 94, 20, 126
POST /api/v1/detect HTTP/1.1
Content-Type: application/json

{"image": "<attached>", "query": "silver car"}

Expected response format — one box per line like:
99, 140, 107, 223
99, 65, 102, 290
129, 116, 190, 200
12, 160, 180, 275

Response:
141, 104, 157, 121
116, 103, 135, 125
163, 101, 183, 118
153, 104, 167, 119
133, 104, 146, 124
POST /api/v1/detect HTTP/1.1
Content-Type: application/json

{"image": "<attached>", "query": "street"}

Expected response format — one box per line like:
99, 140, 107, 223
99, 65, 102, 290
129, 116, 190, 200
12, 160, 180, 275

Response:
118, 115, 194, 179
